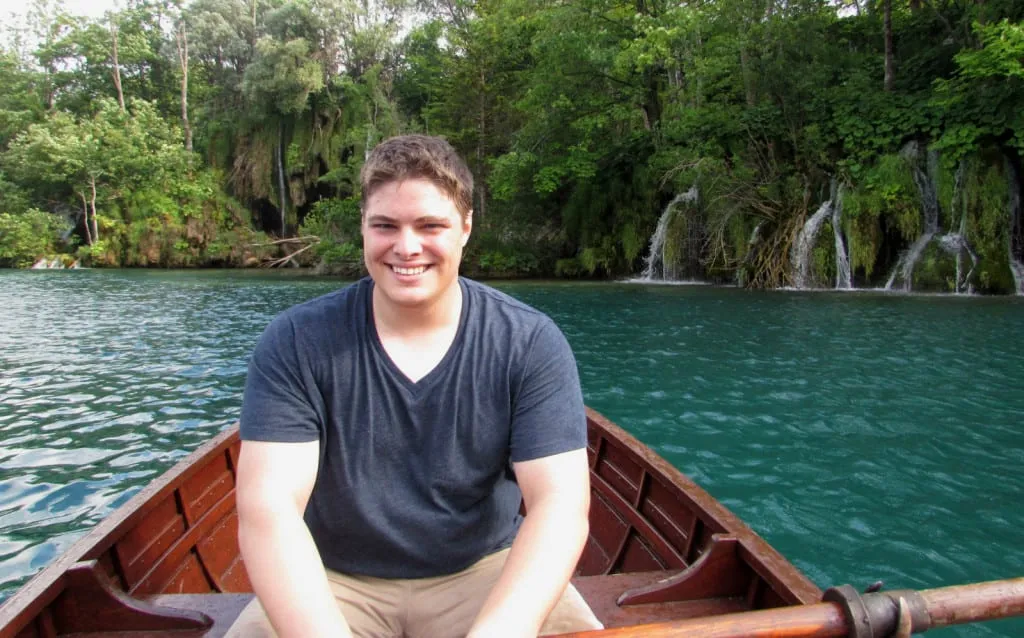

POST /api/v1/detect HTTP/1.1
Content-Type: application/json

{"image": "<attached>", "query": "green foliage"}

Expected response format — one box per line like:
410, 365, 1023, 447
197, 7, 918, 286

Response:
956, 20, 1024, 81
0, 209, 70, 267
843, 153, 921, 276
300, 197, 363, 271
555, 257, 584, 278
0, 0, 1021, 291
0, 49, 45, 149
474, 249, 539, 278
243, 36, 324, 116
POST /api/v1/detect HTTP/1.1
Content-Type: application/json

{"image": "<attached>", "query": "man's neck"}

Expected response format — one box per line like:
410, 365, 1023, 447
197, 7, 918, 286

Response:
372, 280, 463, 338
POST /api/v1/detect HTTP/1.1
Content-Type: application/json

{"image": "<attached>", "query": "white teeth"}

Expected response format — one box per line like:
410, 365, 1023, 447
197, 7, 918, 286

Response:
393, 265, 427, 276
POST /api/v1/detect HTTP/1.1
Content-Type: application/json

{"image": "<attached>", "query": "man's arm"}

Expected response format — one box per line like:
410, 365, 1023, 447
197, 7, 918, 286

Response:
467, 447, 590, 638
236, 440, 351, 637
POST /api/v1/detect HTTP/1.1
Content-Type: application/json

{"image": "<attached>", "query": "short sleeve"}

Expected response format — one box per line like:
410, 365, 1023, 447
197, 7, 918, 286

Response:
509, 318, 587, 462
240, 314, 323, 443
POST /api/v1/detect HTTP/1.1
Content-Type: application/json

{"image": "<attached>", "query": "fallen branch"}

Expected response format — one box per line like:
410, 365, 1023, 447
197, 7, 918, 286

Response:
262, 241, 319, 268
250, 235, 320, 247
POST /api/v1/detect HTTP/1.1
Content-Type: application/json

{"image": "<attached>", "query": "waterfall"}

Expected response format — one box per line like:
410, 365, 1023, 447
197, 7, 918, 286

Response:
1009, 157, 1024, 295
791, 179, 840, 289
791, 201, 832, 289
276, 122, 287, 236
641, 187, 699, 280
936, 161, 977, 294
937, 233, 977, 293
886, 145, 941, 291
737, 222, 765, 287
831, 183, 852, 289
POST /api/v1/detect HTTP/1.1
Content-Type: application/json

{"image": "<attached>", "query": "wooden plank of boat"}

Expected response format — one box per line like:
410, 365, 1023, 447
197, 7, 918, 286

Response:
0, 407, 1020, 637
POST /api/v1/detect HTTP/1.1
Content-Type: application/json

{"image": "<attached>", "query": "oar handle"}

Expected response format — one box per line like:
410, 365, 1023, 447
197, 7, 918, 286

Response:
921, 577, 1024, 628
557, 577, 1024, 638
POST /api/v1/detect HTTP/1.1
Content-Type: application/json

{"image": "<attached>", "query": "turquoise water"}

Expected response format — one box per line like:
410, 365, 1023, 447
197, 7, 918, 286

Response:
1, 270, 1022, 636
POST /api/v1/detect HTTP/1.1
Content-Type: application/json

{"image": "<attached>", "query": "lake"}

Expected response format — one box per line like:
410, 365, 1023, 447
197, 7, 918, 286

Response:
1, 269, 1022, 636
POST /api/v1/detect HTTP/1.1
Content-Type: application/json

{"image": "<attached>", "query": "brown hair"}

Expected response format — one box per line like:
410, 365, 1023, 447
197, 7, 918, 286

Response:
360, 135, 474, 220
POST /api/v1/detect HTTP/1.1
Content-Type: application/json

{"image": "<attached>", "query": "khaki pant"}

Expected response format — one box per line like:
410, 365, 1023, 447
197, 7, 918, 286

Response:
226, 549, 603, 637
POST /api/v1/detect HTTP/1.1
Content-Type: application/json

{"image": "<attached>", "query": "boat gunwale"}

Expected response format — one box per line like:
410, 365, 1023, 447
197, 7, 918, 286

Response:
1, 410, 822, 636
584, 408, 822, 605
0, 426, 239, 638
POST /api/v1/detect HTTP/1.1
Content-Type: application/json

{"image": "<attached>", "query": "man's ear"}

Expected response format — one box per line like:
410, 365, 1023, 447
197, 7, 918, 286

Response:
462, 210, 473, 246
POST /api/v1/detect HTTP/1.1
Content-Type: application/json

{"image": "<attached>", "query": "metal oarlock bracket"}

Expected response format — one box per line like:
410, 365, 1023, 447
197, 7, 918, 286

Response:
823, 584, 932, 637
824, 585, 875, 638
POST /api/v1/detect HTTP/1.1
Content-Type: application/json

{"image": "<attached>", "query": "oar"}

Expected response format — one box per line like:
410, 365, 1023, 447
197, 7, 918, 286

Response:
559, 577, 1024, 638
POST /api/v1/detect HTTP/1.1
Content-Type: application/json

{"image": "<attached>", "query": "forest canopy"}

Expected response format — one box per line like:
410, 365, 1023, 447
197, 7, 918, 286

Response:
1, 0, 1022, 293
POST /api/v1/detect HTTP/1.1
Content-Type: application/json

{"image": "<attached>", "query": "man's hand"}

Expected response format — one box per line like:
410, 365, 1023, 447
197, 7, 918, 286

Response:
467, 448, 591, 638
237, 440, 351, 637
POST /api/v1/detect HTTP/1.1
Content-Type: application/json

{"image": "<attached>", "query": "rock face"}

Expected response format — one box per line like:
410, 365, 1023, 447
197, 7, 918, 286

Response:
882, 145, 981, 293
31, 257, 80, 269
886, 145, 941, 291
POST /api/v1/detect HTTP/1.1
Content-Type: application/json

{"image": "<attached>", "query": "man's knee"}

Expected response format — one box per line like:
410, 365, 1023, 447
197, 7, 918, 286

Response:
224, 597, 277, 638
539, 584, 604, 636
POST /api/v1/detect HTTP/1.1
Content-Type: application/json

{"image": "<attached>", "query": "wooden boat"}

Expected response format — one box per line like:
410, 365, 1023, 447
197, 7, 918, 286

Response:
1, 408, 1021, 638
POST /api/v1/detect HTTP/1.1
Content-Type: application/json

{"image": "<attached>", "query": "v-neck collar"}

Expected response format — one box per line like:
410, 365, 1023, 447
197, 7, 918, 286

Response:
366, 278, 469, 394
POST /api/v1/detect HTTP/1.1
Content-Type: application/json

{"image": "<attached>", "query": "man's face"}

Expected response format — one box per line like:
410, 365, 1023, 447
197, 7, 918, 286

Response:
362, 178, 471, 310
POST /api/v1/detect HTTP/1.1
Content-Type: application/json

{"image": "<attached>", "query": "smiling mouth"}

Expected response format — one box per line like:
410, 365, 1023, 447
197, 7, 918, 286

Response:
391, 265, 429, 276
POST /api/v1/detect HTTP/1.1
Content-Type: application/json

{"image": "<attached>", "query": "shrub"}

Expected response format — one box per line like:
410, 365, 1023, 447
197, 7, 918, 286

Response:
0, 209, 70, 267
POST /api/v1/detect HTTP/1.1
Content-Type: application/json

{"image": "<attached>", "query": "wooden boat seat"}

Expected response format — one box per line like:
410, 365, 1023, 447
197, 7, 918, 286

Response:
149, 581, 747, 637
141, 533, 755, 635
572, 571, 749, 629
146, 594, 254, 638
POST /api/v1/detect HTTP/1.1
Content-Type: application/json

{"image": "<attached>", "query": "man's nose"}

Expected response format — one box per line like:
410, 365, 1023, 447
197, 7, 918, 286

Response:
393, 227, 422, 257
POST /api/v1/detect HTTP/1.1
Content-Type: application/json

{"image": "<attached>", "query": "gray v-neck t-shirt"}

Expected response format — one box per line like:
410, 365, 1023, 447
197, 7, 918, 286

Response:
240, 277, 587, 578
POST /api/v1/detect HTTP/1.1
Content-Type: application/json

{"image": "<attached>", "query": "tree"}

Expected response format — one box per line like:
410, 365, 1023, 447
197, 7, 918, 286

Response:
3, 98, 190, 248
0, 209, 70, 267
0, 49, 46, 149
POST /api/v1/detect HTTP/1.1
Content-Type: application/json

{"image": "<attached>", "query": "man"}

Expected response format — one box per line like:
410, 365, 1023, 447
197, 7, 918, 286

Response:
227, 135, 603, 637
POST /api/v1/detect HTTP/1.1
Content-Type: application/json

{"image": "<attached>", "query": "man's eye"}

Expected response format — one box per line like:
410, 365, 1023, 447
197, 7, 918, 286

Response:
373, 223, 395, 230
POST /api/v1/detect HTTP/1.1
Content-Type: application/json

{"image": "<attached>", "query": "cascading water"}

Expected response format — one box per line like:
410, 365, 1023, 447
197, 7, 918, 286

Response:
886, 145, 940, 291
791, 179, 849, 289
831, 184, 852, 289
936, 161, 977, 294
641, 187, 699, 280
791, 200, 833, 289
1008, 157, 1024, 295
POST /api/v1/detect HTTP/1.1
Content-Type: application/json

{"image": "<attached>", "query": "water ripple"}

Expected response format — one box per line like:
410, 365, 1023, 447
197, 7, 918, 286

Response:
0, 269, 344, 600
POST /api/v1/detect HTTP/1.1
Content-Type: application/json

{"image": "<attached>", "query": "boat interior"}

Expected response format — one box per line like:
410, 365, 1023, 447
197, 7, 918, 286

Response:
4, 410, 821, 637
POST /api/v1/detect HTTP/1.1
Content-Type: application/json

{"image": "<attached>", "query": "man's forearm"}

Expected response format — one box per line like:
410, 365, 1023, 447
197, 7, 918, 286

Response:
239, 510, 351, 637
467, 503, 588, 638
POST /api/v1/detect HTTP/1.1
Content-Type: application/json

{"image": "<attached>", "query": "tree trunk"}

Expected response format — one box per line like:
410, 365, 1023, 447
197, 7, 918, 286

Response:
740, 44, 756, 106
79, 191, 93, 245
89, 176, 99, 242
176, 24, 192, 152
44, 64, 56, 110
477, 68, 486, 224
883, 0, 894, 92
110, 20, 126, 111
251, 0, 258, 52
